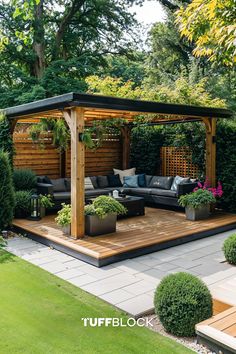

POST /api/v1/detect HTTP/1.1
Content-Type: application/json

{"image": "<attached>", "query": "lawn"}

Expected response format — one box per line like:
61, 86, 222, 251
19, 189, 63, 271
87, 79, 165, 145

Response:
0, 250, 193, 354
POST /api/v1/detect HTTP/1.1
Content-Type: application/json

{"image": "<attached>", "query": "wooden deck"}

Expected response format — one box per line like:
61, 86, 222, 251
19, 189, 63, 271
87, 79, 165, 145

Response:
12, 207, 236, 267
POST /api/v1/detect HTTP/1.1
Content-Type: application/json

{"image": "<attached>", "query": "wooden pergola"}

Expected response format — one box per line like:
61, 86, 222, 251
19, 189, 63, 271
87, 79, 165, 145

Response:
3, 92, 233, 239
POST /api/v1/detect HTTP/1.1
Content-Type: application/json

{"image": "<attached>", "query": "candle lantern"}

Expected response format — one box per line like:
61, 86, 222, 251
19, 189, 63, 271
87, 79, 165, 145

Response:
28, 194, 41, 220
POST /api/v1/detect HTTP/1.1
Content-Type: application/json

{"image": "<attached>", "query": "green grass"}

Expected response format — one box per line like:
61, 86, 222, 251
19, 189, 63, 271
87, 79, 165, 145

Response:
0, 250, 193, 354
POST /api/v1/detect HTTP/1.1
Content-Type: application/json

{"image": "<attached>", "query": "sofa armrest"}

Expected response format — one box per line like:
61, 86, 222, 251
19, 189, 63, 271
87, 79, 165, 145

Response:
177, 182, 198, 196
36, 183, 53, 196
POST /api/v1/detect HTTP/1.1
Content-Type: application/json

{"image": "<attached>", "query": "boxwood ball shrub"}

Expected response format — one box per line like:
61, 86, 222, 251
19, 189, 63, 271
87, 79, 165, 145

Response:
223, 233, 236, 265
13, 169, 36, 191
154, 272, 212, 337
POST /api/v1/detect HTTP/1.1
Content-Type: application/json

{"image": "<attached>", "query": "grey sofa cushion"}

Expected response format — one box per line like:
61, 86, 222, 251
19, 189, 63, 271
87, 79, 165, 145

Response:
85, 189, 110, 197
51, 178, 66, 192
149, 176, 173, 190
129, 188, 152, 195
54, 191, 71, 200
90, 176, 98, 189
146, 175, 153, 186
97, 176, 109, 188
65, 178, 71, 191
171, 176, 190, 191
150, 189, 177, 197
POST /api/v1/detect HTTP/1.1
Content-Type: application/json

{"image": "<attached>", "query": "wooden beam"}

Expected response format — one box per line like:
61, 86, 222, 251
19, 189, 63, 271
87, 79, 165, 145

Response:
204, 117, 216, 187
121, 126, 131, 169
69, 107, 85, 239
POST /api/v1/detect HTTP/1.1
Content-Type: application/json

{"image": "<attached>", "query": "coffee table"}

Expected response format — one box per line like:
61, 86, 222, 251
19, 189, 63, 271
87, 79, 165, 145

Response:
115, 195, 145, 218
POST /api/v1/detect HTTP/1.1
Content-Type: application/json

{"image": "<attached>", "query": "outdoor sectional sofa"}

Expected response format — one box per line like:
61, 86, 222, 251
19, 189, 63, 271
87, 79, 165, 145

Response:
36, 174, 198, 210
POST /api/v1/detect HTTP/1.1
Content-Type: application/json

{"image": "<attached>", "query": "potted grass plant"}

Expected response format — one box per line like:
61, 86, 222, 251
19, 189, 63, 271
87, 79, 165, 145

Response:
55, 203, 71, 235
39, 194, 54, 217
179, 188, 216, 221
85, 195, 127, 236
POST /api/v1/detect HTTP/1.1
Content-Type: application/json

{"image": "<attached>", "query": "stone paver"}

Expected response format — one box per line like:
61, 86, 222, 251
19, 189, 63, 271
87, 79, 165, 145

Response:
6, 228, 236, 317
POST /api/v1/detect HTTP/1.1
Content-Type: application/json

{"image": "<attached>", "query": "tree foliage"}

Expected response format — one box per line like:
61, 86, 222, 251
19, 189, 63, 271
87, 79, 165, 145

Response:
176, 0, 236, 66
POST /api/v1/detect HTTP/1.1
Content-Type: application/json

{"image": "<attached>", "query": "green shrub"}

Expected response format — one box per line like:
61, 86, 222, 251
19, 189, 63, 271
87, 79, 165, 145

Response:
0, 115, 14, 165
88, 195, 127, 218
154, 272, 212, 337
223, 233, 236, 265
179, 189, 216, 208
14, 190, 32, 218
55, 203, 71, 226
0, 151, 15, 230
13, 169, 36, 191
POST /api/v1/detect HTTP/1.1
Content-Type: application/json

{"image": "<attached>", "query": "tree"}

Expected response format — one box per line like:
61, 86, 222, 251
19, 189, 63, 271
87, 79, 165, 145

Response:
0, 151, 15, 231
176, 0, 236, 66
0, 0, 143, 107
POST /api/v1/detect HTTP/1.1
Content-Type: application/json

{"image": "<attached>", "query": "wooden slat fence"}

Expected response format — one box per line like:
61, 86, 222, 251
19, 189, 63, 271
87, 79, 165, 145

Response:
161, 146, 199, 178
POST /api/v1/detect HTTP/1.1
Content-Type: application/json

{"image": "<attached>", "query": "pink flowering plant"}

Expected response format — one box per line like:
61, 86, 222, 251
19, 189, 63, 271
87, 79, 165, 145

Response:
193, 178, 223, 198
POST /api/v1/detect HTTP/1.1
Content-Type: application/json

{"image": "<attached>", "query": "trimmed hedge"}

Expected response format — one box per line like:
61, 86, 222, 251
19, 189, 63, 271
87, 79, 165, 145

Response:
223, 233, 236, 265
154, 272, 212, 337
13, 169, 37, 191
0, 151, 15, 230
14, 190, 32, 218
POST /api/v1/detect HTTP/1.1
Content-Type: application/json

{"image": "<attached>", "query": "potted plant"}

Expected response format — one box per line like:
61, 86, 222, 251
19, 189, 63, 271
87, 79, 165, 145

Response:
39, 194, 54, 217
85, 195, 127, 236
55, 203, 71, 235
179, 188, 216, 221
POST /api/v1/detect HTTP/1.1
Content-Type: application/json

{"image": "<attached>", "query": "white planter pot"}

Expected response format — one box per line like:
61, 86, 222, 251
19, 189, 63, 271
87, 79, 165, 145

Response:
185, 204, 210, 221
61, 224, 71, 235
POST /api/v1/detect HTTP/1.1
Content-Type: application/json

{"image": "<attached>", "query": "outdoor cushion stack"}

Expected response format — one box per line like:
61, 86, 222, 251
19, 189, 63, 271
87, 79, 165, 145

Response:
36, 168, 197, 210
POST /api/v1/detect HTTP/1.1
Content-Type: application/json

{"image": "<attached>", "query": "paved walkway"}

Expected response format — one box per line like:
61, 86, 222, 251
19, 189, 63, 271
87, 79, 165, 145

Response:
6, 229, 236, 317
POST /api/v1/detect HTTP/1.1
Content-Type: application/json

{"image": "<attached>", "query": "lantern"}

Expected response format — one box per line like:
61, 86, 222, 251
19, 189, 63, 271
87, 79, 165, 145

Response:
28, 194, 41, 220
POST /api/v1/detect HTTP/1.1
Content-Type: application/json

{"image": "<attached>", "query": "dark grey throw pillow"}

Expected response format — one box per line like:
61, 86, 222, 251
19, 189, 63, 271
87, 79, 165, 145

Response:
97, 176, 109, 188
65, 178, 71, 191
51, 178, 66, 192
149, 176, 174, 190
90, 176, 98, 189
145, 175, 154, 187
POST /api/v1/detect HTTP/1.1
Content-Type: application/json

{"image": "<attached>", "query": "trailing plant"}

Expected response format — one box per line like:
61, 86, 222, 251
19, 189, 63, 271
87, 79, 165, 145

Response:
85, 196, 127, 219
0, 151, 15, 230
55, 203, 71, 226
179, 188, 216, 209
193, 178, 223, 198
0, 114, 14, 166
14, 190, 32, 218
29, 118, 70, 152
223, 233, 236, 265
39, 194, 54, 208
154, 272, 213, 337
13, 169, 37, 191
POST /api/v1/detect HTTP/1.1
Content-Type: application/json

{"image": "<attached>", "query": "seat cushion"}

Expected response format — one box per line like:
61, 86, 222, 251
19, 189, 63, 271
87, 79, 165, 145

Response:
51, 178, 66, 192
171, 176, 191, 191
129, 188, 152, 195
150, 189, 177, 197
53, 191, 71, 201
149, 176, 173, 190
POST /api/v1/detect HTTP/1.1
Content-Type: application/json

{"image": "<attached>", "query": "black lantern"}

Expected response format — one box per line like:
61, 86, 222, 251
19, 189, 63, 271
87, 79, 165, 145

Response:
28, 194, 41, 220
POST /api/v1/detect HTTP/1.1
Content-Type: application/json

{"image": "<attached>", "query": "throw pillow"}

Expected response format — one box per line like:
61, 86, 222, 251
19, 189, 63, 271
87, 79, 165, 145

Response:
90, 176, 98, 189
171, 176, 191, 191
65, 178, 71, 191
123, 175, 139, 188
113, 167, 136, 184
107, 174, 122, 187
149, 176, 174, 190
97, 176, 109, 188
43, 176, 52, 184
51, 178, 66, 192
85, 177, 94, 190
138, 174, 146, 187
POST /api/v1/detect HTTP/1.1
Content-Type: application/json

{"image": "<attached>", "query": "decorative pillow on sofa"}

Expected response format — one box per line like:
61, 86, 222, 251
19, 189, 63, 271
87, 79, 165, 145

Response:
51, 178, 66, 192
107, 174, 122, 187
123, 175, 139, 188
113, 167, 136, 184
149, 176, 173, 190
85, 177, 94, 190
90, 176, 98, 189
65, 178, 71, 191
138, 174, 146, 187
97, 176, 109, 188
171, 176, 190, 191
43, 176, 52, 184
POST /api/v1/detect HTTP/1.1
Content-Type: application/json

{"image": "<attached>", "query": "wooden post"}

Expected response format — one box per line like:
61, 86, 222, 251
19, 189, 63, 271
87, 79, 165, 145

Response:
203, 117, 216, 187
70, 107, 85, 239
121, 125, 131, 169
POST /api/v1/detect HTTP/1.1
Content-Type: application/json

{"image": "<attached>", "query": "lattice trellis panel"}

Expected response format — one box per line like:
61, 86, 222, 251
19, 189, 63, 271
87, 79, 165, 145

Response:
161, 146, 199, 178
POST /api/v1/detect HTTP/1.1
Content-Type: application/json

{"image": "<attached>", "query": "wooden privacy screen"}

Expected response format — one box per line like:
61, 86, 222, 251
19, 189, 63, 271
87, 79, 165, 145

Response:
161, 146, 199, 178
66, 133, 122, 177
13, 132, 122, 178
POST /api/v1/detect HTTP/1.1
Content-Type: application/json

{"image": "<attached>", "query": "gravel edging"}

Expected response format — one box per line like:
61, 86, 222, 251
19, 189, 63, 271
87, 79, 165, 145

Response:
142, 314, 215, 354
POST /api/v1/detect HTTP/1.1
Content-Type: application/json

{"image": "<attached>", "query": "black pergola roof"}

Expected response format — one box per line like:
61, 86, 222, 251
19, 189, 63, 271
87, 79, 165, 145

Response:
3, 92, 233, 121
